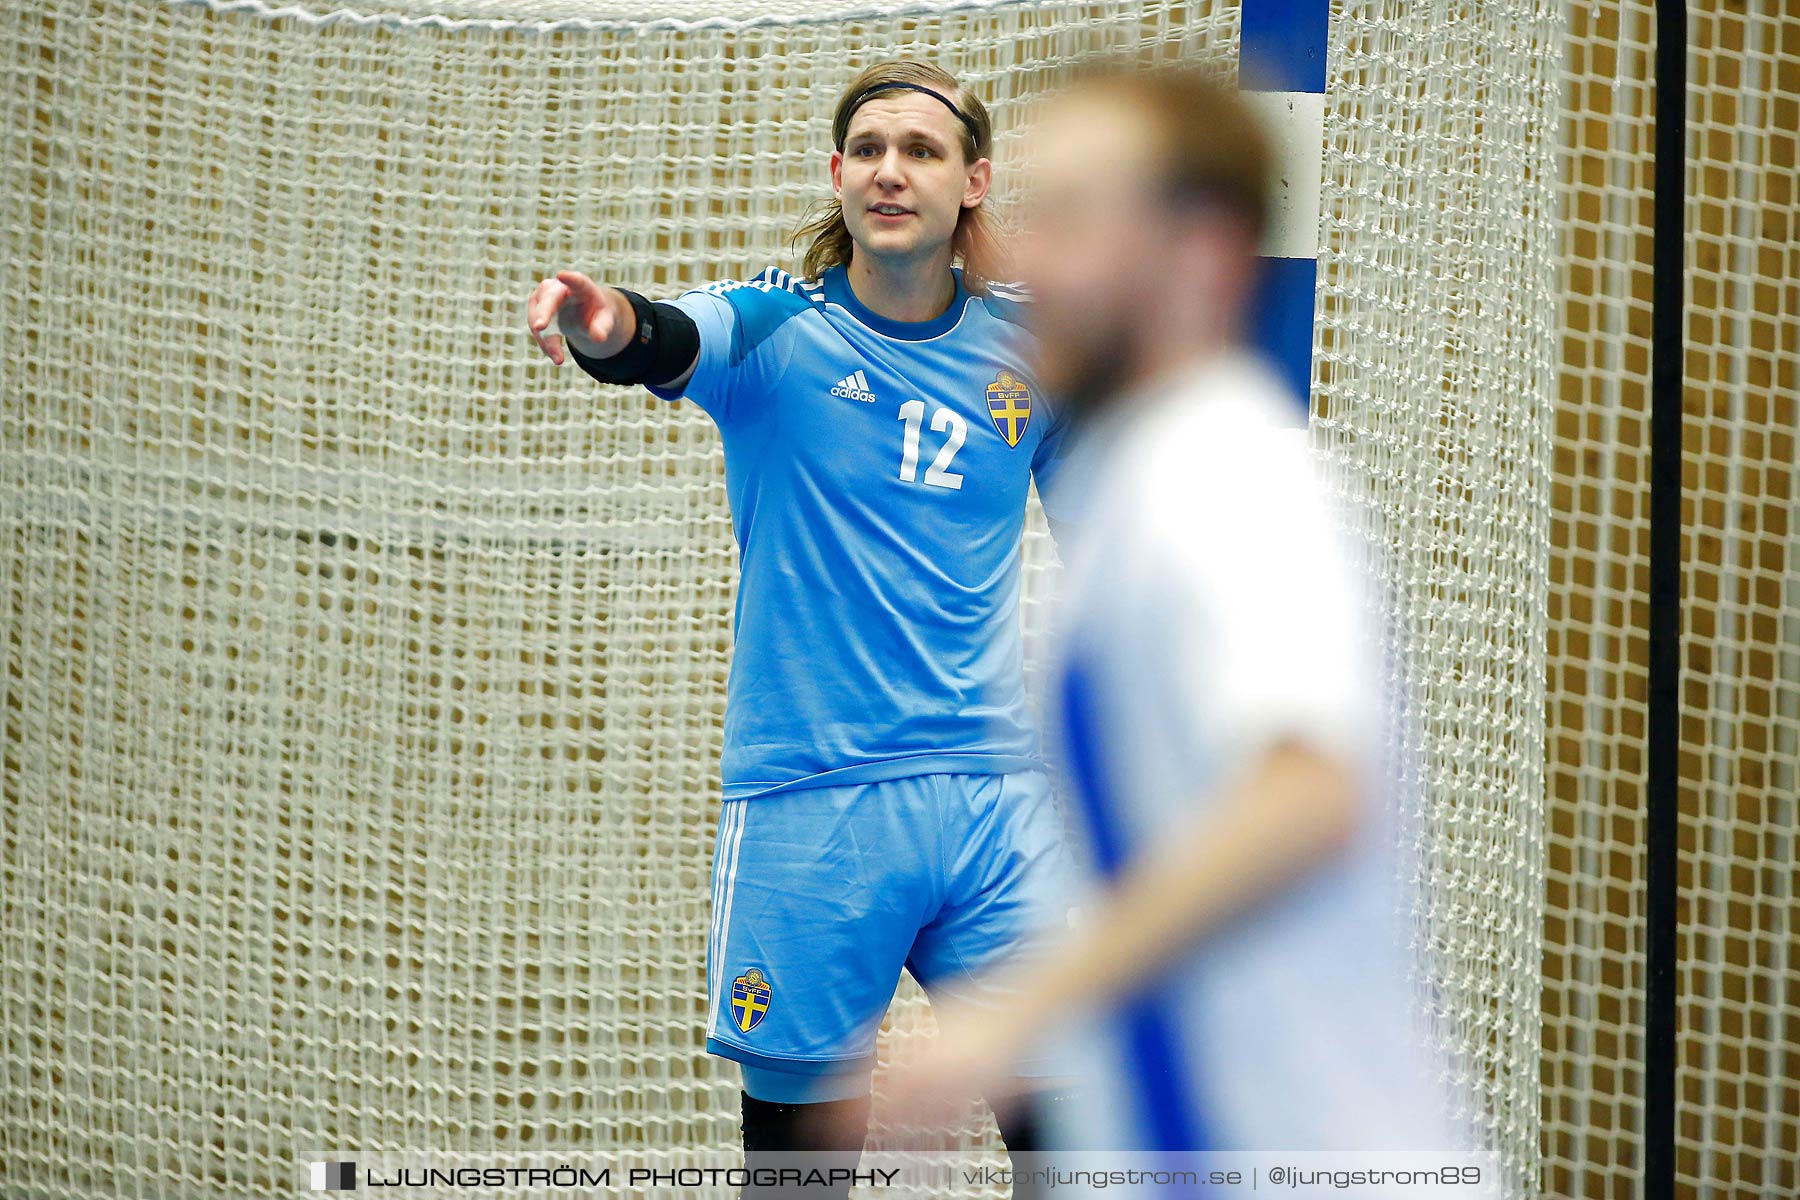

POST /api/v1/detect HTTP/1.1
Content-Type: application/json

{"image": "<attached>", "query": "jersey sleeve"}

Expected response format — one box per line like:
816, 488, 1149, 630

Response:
1030, 394, 1078, 534
1150, 422, 1382, 772
643, 271, 807, 426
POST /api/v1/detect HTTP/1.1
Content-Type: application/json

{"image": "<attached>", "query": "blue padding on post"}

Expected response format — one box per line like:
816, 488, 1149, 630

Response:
1240, 0, 1329, 94
1249, 255, 1317, 420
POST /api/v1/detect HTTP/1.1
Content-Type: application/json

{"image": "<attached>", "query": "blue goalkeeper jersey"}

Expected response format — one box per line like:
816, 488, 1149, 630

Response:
642, 264, 1072, 800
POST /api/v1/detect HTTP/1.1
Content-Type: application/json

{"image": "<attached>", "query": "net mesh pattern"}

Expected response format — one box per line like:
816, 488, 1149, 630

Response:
0, 0, 1578, 1195
1544, 5, 1657, 1191
1308, 3, 1561, 1195
1546, 1, 1799, 1195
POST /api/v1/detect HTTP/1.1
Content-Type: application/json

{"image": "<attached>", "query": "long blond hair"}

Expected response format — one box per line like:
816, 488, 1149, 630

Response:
794, 59, 1007, 291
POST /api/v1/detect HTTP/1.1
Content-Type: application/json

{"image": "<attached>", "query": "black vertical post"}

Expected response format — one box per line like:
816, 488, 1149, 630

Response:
1645, 1, 1685, 1198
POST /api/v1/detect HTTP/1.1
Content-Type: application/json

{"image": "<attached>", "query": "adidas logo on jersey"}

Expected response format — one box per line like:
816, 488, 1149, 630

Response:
830, 370, 877, 403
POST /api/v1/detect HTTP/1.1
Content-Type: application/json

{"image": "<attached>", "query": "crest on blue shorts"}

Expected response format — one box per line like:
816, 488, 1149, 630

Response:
731, 968, 772, 1033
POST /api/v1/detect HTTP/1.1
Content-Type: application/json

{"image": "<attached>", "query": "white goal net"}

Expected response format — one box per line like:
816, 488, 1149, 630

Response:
0, 0, 1570, 1196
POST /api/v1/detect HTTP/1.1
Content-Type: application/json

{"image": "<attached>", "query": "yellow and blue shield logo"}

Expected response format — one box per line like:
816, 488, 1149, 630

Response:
730, 968, 772, 1033
986, 370, 1032, 448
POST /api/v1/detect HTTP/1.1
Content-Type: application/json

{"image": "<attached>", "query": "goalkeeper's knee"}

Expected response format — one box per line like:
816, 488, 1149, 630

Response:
739, 1090, 870, 1200
739, 1090, 870, 1153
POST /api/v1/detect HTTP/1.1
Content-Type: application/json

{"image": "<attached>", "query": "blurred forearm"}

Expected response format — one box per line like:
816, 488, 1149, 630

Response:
999, 741, 1363, 1042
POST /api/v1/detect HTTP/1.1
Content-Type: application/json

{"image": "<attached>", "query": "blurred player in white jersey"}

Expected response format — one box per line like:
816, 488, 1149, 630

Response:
882, 64, 1460, 1160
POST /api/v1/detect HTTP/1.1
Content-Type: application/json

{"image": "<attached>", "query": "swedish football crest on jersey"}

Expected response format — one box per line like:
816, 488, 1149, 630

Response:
731, 968, 772, 1032
985, 370, 1032, 448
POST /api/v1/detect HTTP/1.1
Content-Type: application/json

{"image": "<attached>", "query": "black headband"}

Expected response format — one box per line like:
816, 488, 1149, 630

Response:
835, 82, 982, 150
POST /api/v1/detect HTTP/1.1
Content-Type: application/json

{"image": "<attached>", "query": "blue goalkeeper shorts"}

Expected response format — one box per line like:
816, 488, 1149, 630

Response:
704, 769, 1075, 1103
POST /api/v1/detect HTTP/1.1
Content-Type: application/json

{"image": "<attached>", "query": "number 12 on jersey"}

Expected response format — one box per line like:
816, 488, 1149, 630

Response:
897, 400, 966, 491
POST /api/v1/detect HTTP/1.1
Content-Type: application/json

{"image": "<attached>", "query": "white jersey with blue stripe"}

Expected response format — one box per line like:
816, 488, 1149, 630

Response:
1043, 351, 1459, 1153
646, 264, 1073, 801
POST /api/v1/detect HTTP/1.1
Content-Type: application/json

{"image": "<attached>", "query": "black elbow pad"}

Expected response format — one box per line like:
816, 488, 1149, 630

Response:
567, 290, 699, 388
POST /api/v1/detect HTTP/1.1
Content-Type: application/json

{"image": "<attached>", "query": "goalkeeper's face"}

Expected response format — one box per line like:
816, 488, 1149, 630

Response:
831, 93, 991, 268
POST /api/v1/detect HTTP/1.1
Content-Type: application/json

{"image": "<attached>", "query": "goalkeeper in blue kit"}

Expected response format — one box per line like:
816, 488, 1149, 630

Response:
527, 59, 1076, 1184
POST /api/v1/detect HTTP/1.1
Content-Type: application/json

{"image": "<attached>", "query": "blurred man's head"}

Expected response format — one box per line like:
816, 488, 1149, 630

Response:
1018, 64, 1273, 412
